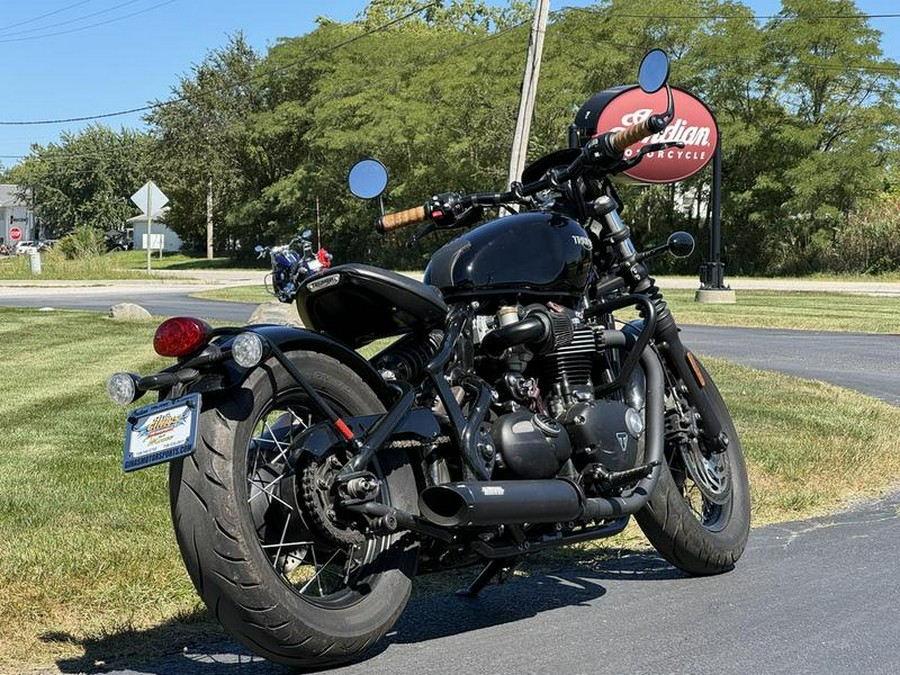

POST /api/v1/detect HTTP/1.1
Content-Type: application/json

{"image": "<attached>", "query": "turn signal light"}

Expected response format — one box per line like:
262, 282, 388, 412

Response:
153, 317, 212, 358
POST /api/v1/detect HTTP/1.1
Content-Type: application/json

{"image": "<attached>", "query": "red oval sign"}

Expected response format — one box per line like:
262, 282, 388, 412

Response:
595, 87, 718, 184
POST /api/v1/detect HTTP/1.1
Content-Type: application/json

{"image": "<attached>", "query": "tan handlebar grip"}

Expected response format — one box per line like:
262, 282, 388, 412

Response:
377, 205, 428, 233
609, 117, 655, 153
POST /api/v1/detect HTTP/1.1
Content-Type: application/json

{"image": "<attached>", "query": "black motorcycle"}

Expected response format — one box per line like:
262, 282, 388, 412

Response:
108, 50, 749, 669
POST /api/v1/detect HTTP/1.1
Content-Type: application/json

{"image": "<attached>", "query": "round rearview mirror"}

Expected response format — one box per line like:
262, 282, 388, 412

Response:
254, 245, 264, 253
348, 158, 389, 200
301, 229, 313, 239
667, 231, 695, 258
638, 49, 670, 94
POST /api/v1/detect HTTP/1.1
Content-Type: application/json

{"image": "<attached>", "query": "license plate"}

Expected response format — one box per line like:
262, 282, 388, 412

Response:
123, 393, 200, 472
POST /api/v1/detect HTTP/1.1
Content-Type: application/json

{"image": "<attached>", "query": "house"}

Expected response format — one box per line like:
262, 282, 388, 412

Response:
0, 184, 34, 245
128, 207, 182, 252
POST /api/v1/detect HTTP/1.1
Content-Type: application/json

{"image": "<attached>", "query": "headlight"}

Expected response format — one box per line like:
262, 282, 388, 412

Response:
232, 332, 265, 368
107, 372, 141, 406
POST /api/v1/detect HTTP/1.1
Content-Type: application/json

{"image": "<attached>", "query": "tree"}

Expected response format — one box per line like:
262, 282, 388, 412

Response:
4, 125, 154, 237
146, 33, 262, 256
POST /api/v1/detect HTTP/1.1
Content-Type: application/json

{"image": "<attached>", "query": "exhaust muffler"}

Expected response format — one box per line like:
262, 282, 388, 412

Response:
419, 480, 584, 527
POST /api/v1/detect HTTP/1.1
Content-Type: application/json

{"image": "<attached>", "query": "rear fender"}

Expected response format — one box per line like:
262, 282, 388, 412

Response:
213, 325, 394, 405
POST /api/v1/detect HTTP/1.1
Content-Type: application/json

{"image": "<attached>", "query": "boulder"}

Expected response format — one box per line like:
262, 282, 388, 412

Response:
248, 302, 304, 328
109, 302, 152, 322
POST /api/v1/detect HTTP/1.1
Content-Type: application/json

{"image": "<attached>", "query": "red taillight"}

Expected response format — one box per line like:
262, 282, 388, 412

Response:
153, 317, 212, 357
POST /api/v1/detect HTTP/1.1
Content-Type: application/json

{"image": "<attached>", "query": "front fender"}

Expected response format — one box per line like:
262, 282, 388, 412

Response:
216, 325, 394, 405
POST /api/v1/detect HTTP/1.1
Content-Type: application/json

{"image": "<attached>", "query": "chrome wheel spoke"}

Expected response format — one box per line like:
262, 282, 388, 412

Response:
245, 400, 384, 604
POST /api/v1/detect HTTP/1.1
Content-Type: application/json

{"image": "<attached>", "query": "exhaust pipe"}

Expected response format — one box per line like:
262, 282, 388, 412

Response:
419, 349, 667, 529
419, 480, 584, 527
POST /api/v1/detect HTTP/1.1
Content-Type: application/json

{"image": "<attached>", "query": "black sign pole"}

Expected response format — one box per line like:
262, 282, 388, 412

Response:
710, 141, 723, 288
697, 140, 734, 302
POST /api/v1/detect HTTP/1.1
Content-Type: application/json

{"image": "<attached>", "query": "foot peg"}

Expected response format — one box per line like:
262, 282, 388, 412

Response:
586, 460, 660, 495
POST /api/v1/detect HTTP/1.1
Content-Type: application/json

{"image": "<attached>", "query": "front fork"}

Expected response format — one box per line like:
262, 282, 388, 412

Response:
596, 202, 730, 455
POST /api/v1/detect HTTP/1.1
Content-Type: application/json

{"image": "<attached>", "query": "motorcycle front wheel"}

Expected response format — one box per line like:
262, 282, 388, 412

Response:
635, 356, 751, 575
169, 350, 419, 667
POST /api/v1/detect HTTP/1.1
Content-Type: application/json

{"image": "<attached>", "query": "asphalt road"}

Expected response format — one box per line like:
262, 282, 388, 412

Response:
63, 492, 899, 675
0, 285, 249, 323
0, 287, 896, 404
679, 325, 900, 406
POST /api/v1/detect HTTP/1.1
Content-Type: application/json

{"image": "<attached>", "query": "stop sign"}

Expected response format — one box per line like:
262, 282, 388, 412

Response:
9, 226, 21, 241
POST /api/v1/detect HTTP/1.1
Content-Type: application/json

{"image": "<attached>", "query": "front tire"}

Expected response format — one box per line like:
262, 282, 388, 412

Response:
635, 358, 751, 575
169, 350, 418, 667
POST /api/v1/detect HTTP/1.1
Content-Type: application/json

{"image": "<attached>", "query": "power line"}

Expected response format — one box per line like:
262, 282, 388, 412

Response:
4, 12, 535, 170
569, 7, 900, 20
0, 0, 94, 33
0, 0, 442, 126
0, 0, 145, 38
0, 0, 177, 45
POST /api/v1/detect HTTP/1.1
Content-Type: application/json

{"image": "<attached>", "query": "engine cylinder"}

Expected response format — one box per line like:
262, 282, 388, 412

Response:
533, 324, 596, 389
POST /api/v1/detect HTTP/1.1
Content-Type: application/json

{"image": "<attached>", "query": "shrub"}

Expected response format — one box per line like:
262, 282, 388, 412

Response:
811, 198, 900, 275
56, 225, 105, 260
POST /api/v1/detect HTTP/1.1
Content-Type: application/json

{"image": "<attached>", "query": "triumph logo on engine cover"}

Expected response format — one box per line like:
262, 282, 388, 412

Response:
571, 235, 592, 250
616, 432, 629, 452
307, 274, 340, 292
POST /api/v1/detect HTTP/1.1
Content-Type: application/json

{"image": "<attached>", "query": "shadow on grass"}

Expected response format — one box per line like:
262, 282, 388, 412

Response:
44, 551, 681, 674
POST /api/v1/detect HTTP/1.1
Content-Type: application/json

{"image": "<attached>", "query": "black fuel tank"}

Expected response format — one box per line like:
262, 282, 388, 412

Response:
423, 212, 592, 301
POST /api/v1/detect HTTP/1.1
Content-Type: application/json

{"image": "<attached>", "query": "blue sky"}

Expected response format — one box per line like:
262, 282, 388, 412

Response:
0, 0, 897, 166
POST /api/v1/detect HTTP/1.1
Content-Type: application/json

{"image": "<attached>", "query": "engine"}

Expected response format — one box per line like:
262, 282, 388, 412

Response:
476, 303, 644, 482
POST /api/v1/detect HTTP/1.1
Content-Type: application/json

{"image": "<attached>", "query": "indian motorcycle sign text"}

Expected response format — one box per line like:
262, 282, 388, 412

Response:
595, 87, 719, 184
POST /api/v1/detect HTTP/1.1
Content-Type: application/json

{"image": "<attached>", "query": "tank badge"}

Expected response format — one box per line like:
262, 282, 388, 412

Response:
571, 235, 593, 250
307, 274, 340, 293
616, 432, 629, 452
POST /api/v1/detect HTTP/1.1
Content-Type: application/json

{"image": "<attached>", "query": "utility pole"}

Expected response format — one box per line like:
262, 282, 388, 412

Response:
507, 0, 550, 189
206, 178, 214, 260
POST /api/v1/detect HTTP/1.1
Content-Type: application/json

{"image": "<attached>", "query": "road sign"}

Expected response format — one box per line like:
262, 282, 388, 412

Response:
130, 181, 168, 216
9, 226, 21, 241
131, 181, 169, 273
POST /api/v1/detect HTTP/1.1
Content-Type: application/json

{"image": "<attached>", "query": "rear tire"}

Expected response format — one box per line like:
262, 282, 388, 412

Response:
635, 358, 750, 575
169, 350, 418, 667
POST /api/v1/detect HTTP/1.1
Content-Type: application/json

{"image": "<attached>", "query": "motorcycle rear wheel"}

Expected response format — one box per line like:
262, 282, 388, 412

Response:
635, 357, 751, 575
169, 350, 418, 667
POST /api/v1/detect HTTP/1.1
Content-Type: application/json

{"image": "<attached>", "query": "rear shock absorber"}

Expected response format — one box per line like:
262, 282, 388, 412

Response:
372, 331, 443, 384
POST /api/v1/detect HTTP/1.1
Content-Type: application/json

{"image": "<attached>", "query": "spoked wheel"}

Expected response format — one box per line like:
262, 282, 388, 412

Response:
245, 398, 391, 606
170, 351, 419, 668
635, 356, 751, 575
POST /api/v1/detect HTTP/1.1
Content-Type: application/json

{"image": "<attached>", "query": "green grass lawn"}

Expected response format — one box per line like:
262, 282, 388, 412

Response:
111, 250, 260, 271
662, 289, 899, 333
0, 250, 261, 281
192, 283, 275, 304
1, 306, 899, 672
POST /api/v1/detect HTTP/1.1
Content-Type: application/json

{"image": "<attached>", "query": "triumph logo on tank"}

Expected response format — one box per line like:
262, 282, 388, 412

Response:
596, 87, 719, 184
571, 235, 592, 250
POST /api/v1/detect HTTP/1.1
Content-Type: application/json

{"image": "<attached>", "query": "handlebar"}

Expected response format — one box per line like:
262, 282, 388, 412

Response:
373, 107, 671, 236
376, 205, 428, 234
606, 113, 669, 153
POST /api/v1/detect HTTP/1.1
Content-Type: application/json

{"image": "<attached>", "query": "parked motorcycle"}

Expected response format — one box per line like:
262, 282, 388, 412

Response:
108, 50, 749, 668
255, 229, 331, 304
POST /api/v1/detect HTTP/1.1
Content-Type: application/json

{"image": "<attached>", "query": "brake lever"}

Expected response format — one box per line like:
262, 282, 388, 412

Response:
406, 222, 437, 248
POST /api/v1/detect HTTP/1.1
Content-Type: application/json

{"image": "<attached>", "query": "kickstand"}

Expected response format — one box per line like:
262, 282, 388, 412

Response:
456, 558, 517, 598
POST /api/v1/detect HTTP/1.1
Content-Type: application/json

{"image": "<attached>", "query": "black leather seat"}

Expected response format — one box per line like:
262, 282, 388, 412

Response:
296, 264, 448, 347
